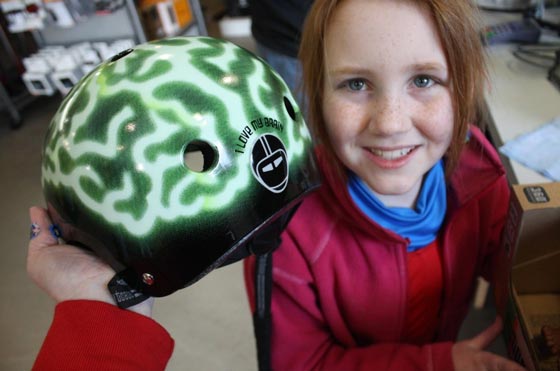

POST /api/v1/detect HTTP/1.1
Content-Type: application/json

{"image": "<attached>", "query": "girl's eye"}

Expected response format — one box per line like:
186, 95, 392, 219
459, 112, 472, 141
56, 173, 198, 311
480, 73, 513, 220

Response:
413, 76, 434, 88
347, 79, 367, 91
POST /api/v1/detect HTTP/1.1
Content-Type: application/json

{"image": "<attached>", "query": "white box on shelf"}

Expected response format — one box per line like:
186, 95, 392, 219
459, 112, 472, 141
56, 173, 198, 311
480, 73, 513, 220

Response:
53, 54, 79, 72
37, 47, 67, 71
51, 68, 84, 96
22, 72, 56, 96
22, 57, 51, 74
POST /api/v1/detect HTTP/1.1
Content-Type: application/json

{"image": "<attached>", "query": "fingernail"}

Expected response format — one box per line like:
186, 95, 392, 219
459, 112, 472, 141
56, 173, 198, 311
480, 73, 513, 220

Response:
30, 223, 40, 240
49, 224, 62, 240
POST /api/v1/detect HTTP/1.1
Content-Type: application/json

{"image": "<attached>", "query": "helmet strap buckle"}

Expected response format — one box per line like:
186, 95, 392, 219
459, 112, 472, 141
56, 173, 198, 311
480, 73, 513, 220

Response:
107, 271, 151, 309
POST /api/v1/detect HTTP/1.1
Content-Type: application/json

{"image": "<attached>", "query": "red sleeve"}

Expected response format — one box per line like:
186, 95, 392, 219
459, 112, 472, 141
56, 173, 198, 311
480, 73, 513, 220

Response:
244, 255, 454, 371
32, 300, 174, 371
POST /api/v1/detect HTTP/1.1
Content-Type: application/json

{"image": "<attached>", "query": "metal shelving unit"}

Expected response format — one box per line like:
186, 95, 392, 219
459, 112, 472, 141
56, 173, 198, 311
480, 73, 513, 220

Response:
34, 0, 207, 47
0, 16, 36, 129
1, 0, 207, 129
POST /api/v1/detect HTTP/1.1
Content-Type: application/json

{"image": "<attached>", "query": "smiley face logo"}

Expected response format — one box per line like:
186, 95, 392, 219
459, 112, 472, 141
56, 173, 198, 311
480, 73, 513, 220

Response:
251, 134, 288, 193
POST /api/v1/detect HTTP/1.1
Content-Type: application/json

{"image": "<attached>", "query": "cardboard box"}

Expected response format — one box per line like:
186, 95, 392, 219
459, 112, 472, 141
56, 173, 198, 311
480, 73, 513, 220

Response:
496, 183, 560, 371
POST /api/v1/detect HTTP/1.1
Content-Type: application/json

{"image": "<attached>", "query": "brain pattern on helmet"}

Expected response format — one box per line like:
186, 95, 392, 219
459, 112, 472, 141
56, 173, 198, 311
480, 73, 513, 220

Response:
41, 37, 312, 239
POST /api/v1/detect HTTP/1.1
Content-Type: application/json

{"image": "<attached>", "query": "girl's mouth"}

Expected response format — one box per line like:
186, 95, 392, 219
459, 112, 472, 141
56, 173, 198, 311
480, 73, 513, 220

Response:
369, 146, 417, 160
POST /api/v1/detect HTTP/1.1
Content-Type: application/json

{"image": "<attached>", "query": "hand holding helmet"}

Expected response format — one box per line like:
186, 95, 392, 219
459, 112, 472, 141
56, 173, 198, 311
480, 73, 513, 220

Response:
37, 36, 320, 306
27, 206, 154, 316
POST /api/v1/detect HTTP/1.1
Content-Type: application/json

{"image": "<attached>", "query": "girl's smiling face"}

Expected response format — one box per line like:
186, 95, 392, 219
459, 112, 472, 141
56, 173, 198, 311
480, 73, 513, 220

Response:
322, 0, 454, 208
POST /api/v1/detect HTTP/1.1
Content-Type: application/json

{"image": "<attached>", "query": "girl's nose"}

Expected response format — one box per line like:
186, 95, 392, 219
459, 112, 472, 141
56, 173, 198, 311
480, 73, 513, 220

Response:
368, 95, 409, 136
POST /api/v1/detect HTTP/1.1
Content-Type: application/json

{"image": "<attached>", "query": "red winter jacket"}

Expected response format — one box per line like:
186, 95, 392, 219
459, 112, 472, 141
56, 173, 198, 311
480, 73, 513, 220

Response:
245, 125, 510, 370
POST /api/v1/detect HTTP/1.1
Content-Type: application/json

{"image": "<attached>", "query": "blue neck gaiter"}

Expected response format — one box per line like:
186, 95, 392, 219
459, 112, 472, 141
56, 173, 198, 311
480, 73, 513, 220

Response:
348, 160, 447, 252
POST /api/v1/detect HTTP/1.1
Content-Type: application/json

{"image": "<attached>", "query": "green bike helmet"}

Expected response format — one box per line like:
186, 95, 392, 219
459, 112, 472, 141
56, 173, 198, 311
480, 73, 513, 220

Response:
41, 36, 320, 299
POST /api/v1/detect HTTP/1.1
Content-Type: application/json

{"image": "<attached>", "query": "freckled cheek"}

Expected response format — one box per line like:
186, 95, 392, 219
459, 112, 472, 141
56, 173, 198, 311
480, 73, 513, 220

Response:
418, 96, 454, 144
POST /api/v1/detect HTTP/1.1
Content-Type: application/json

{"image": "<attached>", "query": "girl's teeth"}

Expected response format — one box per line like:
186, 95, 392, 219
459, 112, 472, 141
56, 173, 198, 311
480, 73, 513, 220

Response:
371, 147, 414, 160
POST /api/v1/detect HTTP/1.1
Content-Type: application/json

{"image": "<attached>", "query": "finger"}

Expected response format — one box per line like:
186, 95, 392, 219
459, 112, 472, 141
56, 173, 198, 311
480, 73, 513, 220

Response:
468, 316, 503, 350
29, 206, 60, 247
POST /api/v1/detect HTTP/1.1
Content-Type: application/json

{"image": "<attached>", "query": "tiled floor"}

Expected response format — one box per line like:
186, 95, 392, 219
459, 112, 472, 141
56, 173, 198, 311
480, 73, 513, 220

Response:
0, 20, 506, 371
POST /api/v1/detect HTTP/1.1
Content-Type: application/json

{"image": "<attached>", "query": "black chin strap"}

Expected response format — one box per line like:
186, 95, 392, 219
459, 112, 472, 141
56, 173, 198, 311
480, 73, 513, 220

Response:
250, 207, 299, 371
254, 252, 273, 371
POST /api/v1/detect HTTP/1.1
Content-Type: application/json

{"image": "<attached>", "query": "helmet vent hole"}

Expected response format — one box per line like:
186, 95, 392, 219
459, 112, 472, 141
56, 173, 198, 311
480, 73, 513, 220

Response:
183, 140, 217, 173
283, 97, 297, 121
110, 48, 133, 62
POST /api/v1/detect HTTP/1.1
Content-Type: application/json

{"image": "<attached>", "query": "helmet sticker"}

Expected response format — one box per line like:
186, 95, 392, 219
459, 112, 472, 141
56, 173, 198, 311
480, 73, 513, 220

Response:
251, 134, 288, 194
235, 115, 289, 193
234, 117, 285, 154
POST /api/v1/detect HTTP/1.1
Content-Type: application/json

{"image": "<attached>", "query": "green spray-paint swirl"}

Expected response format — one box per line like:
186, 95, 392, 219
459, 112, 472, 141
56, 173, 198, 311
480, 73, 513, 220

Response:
42, 37, 313, 240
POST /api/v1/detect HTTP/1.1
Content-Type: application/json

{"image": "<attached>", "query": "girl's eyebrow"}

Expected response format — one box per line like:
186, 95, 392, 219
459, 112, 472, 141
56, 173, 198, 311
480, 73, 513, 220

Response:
407, 62, 447, 73
328, 62, 447, 76
327, 67, 372, 76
